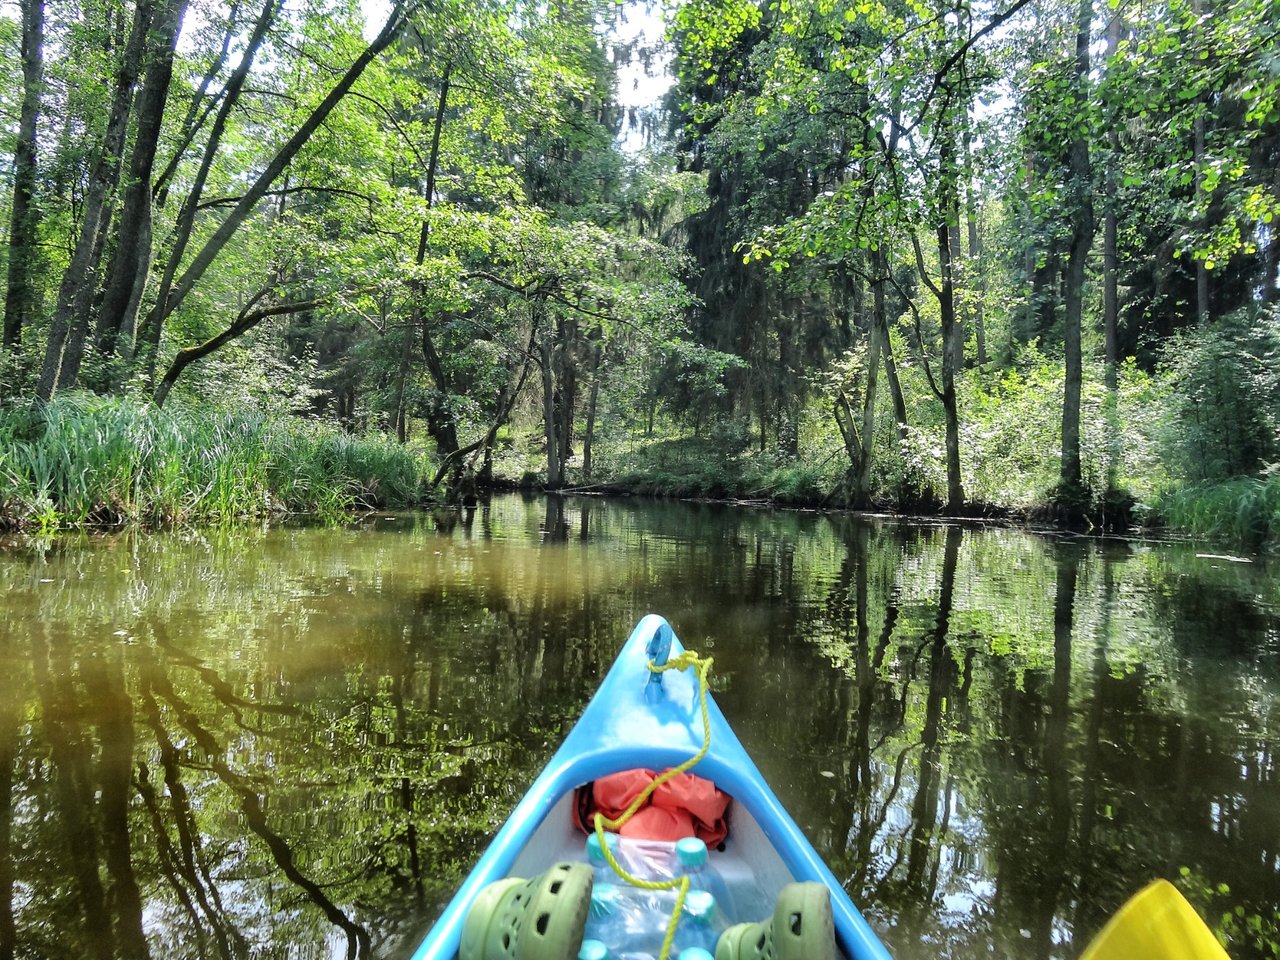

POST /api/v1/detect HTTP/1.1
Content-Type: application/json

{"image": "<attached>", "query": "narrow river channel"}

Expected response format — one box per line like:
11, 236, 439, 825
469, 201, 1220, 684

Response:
1, 494, 1277, 960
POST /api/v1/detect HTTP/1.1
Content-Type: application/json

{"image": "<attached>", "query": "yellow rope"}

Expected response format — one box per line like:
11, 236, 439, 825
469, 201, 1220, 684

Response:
591, 650, 715, 960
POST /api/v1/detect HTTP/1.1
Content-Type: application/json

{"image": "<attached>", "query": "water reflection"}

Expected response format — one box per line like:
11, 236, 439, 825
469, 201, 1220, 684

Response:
0, 499, 1277, 960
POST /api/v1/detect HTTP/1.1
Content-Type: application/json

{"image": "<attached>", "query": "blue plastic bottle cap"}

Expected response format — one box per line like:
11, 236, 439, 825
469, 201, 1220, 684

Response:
590, 883, 621, 915
586, 832, 618, 864
579, 939, 609, 960
675, 837, 708, 869
586, 834, 601, 860
683, 889, 716, 922
677, 949, 715, 960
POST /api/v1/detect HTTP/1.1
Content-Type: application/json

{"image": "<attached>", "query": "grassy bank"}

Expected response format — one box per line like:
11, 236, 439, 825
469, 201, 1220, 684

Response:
1155, 476, 1280, 553
4, 394, 1275, 553
0, 394, 428, 532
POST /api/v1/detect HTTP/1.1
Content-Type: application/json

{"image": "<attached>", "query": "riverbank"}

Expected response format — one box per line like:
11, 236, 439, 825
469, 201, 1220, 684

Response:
488, 432, 1278, 553
0, 394, 429, 531
3, 398, 1275, 553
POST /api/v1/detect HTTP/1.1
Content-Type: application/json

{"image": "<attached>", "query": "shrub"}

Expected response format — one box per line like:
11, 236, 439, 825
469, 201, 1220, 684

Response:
1160, 307, 1280, 483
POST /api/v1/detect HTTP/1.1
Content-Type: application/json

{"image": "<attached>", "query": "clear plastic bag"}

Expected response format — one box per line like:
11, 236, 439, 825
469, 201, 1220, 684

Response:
582, 836, 736, 960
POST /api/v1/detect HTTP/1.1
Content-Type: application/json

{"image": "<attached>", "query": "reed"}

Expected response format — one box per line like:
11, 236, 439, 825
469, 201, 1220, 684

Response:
1156, 476, 1280, 552
0, 394, 426, 530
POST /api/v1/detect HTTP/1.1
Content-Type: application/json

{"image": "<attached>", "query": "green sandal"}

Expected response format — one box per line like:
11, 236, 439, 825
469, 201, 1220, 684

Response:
714, 883, 836, 960
462, 862, 595, 960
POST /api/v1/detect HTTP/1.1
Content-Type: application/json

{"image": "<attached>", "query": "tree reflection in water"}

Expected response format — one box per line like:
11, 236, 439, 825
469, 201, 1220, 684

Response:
0, 497, 1275, 959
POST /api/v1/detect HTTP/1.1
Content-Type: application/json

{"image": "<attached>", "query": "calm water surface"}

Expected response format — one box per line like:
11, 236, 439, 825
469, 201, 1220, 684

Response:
1, 495, 1277, 960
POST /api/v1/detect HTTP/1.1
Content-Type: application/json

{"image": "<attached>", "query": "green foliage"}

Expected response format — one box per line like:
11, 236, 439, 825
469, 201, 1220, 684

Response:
752, 458, 833, 503
953, 348, 1165, 507
1156, 476, 1280, 551
1159, 308, 1280, 483
0, 394, 427, 530
605, 436, 748, 498
1177, 867, 1280, 959
1098, 0, 1280, 270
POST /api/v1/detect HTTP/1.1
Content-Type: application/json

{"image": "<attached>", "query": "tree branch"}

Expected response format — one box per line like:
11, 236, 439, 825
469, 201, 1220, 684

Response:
194, 184, 380, 211
153, 283, 380, 406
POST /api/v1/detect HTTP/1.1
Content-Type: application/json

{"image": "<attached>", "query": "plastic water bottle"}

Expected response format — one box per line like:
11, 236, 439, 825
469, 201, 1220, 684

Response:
588, 882, 676, 960
675, 837, 735, 922
586, 832, 621, 884
674, 889, 720, 954
677, 949, 715, 960
579, 940, 609, 960
583, 883, 627, 948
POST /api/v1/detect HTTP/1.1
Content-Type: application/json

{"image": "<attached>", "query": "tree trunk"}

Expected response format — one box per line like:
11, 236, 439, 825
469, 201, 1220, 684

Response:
582, 342, 602, 480
881, 332, 908, 436
963, 129, 988, 366
556, 317, 577, 480
393, 329, 413, 443
1192, 0, 1209, 326
94, 0, 189, 368
1265, 231, 1279, 305
404, 62, 452, 448
851, 310, 882, 507
37, 0, 152, 401
1102, 13, 1121, 391
151, 0, 243, 206
758, 388, 767, 452
873, 250, 909, 440
948, 219, 966, 372
938, 142, 966, 512
1018, 147, 1039, 347
834, 393, 862, 500
2, 0, 44, 352
135, 0, 285, 373
146, 1, 418, 341
540, 326, 561, 487
1102, 10, 1122, 491
1060, 0, 1095, 499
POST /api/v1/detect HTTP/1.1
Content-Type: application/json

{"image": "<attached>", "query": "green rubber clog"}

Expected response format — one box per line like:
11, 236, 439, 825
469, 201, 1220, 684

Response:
714, 883, 835, 960
462, 862, 595, 960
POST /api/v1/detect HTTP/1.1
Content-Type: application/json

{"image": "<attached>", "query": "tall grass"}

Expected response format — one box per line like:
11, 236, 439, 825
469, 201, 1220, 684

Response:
1156, 476, 1280, 552
0, 394, 425, 530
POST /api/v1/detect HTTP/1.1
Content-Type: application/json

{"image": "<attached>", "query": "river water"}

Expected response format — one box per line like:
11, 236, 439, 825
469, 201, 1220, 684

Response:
0, 495, 1276, 960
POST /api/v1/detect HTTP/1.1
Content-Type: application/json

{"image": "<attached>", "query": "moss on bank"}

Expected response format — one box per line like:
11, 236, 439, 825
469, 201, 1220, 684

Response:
0, 394, 429, 531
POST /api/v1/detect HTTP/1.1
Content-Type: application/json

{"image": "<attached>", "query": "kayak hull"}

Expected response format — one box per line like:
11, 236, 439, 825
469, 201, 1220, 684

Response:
409, 614, 892, 960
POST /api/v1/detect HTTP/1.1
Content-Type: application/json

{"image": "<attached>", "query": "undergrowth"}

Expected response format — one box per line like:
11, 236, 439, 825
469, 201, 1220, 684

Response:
0, 393, 427, 531
1155, 475, 1280, 552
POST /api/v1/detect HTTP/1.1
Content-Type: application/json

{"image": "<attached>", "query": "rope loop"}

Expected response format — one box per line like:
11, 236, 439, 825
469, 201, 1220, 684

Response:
591, 650, 715, 960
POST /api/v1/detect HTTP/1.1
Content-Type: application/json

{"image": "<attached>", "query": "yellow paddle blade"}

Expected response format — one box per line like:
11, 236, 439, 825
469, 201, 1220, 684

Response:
1080, 880, 1231, 960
